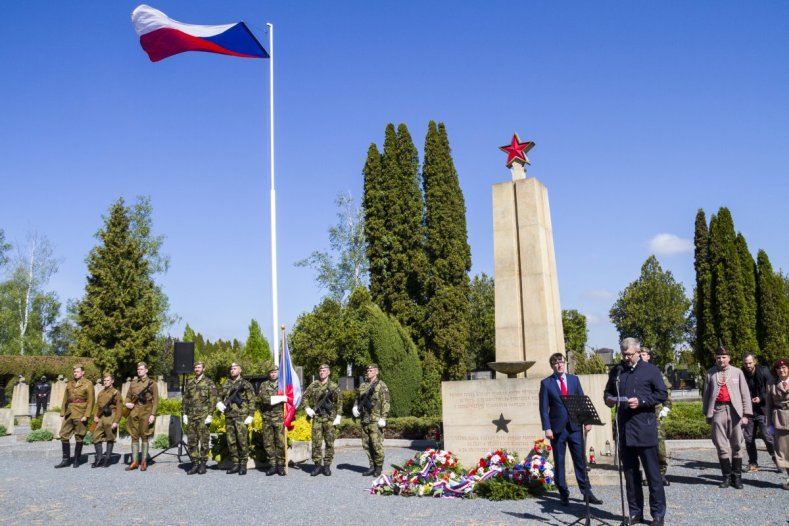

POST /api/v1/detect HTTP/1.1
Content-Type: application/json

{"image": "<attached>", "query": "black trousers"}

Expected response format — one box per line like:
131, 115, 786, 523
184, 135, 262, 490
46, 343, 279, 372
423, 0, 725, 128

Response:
35, 398, 48, 418
622, 444, 666, 519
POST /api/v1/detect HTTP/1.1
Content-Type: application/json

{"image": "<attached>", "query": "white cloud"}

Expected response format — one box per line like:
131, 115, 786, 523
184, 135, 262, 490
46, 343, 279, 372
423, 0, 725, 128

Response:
648, 233, 693, 256
583, 289, 614, 300
585, 313, 604, 325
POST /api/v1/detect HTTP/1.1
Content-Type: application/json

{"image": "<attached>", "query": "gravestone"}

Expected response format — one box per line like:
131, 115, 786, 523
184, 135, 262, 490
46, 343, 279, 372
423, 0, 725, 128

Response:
156, 376, 168, 399
0, 408, 14, 435
11, 379, 31, 426
122, 378, 132, 400
42, 412, 63, 436
50, 376, 67, 412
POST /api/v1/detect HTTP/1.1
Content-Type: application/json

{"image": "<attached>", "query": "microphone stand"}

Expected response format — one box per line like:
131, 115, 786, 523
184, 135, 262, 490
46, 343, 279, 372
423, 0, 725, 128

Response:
614, 369, 626, 525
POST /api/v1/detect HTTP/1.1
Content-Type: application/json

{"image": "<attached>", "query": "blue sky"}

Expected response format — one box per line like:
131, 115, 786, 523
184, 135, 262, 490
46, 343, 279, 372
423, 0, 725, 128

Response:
1, 1, 787, 353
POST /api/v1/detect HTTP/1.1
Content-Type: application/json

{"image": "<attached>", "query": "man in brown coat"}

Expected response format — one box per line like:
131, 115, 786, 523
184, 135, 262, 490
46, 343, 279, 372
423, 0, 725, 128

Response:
55, 364, 95, 468
91, 372, 123, 468
702, 345, 753, 489
124, 362, 159, 471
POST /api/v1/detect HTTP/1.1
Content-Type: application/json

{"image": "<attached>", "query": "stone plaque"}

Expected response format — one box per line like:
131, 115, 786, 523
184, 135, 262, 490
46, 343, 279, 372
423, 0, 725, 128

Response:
0, 408, 14, 435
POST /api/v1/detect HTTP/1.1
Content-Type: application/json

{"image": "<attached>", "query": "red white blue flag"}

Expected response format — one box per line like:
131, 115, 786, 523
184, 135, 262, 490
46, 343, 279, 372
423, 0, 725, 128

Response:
131, 4, 269, 62
278, 335, 302, 430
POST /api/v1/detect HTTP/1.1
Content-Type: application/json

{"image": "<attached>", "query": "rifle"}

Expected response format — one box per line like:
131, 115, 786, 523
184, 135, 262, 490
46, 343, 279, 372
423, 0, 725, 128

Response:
222, 382, 245, 409
356, 380, 379, 418
123, 380, 154, 418
308, 386, 336, 420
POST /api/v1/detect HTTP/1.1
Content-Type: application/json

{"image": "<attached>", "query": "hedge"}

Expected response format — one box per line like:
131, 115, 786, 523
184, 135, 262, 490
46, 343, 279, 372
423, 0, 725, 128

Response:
1, 355, 99, 401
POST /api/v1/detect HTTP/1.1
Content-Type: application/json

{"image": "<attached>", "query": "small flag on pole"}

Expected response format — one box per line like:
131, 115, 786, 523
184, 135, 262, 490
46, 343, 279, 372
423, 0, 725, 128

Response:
131, 4, 269, 62
278, 334, 302, 430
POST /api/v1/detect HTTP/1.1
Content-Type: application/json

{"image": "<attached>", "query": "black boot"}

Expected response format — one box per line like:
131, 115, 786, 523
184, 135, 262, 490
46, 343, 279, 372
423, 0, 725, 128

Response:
373, 465, 382, 477
323, 465, 332, 476
92, 443, 103, 468
311, 464, 323, 476
719, 458, 732, 488
266, 465, 278, 476
226, 464, 240, 475
277, 465, 286, 476
187, 462, 200, 475
732, 458, 744, 489
198, 461, 207, 475
54, 442, 71, 468
72, 443, 83, 468
362, 466, 375, 476
102, 442, 114, 467
239, 464, 247, 475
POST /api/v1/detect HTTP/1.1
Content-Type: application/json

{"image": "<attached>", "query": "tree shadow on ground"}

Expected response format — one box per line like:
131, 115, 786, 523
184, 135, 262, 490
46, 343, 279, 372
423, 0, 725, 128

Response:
336, 462, 367, 473
501, 493, 624, 524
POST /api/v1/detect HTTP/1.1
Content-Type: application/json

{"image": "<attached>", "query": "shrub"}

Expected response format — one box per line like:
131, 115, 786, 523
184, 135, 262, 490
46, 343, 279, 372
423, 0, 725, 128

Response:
30, 417, 43, 430
664, 401, 710, 439
152, 434, 170, 449
475, 477, 532, 501
156, 398, 182, 416
0, 425, 7, 436
117, 417, 127, 436
341, 391, 356, 417
336, 416, 442, 440
26, 429, 54, 442
287, 416, 311, 443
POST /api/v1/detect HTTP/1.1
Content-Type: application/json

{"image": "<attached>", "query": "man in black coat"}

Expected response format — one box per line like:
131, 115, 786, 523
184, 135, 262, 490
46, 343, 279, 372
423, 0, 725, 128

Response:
34, 376, 51, 418
741, 352, 776, 471
605, 337, 668, 526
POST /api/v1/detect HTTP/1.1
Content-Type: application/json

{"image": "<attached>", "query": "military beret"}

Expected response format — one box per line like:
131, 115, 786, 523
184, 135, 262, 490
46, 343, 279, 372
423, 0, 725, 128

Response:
136, 362, 148, 368
230, 362, 241, 368
367, 363, 379, 370
262, 361, 277, 373
641, 347, 654, 357
773, 358, 789, 373
73, 364, 84, 370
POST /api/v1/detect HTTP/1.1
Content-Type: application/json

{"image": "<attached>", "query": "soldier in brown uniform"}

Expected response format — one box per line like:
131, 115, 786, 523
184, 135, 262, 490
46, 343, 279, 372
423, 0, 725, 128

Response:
91, 373, 123, 468
124, 362, 159, 471
55, 364, 95, 468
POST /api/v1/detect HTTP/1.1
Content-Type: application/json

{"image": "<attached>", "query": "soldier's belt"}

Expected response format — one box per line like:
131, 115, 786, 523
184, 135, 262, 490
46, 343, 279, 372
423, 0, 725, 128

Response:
69, 399, 87, 403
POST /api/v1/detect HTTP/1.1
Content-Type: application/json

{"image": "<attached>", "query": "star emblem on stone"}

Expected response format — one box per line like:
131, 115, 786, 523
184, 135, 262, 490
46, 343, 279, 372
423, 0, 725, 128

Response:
499, 133, 535, 167
492, 413, 511, 433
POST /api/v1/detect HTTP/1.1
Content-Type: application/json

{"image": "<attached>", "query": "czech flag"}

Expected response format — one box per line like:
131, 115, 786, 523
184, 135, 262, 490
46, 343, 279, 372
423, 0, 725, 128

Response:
278, 335, 302, 431
131, 4, 269, 62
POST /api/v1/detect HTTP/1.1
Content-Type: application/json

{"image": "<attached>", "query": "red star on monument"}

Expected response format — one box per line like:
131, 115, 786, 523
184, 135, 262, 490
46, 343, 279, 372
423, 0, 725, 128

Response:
499, 133, 535, 167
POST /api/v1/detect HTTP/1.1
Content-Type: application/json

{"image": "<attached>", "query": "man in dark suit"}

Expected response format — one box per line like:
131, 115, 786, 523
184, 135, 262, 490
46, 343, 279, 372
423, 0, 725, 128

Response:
539, 352, 603, 506
605, 337, 668, 526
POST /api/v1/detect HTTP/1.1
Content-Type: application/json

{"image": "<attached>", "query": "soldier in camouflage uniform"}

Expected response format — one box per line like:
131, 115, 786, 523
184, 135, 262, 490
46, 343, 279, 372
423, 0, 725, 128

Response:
216, 362, 255, 475
124, 362, 159, 472
304, 364, 342, 476
352, 363, 390, 476
183, 361, 218, 475
91, 372, 123, 468
55, 364, 95, 468
258, 361, 288, 476
640, 348, 672, 486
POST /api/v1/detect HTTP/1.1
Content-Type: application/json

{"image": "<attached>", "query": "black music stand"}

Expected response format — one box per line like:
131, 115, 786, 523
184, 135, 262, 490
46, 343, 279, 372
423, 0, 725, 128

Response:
562, 395, 615, 526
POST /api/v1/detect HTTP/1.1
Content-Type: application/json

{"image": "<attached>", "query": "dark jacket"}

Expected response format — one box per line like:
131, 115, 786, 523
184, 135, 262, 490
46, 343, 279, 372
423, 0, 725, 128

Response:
744, 365, 774, 416
604, 359, 667, 447
539, 373, 585, 434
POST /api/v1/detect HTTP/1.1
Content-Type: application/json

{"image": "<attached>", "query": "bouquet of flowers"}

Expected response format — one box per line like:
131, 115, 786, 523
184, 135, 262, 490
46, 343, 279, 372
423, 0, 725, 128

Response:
370, 449, 475, 498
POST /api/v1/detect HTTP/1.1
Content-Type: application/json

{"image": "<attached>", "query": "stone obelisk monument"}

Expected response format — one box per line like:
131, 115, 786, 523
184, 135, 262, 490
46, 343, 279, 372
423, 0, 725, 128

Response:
489, 134, 565, 379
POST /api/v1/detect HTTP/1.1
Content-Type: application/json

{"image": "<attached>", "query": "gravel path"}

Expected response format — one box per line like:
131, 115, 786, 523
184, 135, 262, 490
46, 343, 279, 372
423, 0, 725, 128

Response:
1, 436, 787, 525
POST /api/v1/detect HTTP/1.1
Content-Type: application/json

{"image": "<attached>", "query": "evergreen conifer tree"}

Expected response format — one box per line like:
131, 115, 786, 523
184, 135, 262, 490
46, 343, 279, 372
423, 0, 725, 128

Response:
75, 199, 161, 377
693, 209, 716, 365
756, 250, 789, 365
421, 121, 471, 380
362, 143, 387, 310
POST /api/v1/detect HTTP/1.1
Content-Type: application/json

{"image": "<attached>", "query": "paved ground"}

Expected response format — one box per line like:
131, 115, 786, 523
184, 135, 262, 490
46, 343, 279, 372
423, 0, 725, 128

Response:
1, 434, 787, 525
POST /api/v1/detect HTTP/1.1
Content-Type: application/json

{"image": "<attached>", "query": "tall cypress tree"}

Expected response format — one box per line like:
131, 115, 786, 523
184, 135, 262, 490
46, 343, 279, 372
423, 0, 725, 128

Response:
756, 250, 789, 365
735, 233, 759, 354
421, 121, 471, 380
75, 199, 161, 377
693, 209, 716, 365
362, 143, 387, 309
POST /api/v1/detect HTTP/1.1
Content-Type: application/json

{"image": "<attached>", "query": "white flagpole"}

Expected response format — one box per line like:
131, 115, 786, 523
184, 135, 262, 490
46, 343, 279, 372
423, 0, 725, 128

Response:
267, 22, 280, 366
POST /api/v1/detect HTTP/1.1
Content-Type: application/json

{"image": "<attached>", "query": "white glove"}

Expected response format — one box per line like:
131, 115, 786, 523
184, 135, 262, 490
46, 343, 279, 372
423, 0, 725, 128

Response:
216, 401, 226, 413
182, 415, 188, 425
270, 395, 287, 405
658, 407, 670, 419
333, 415, 341, 426
378, 418, 386, 428
125, 402, 135, 410
305, 407, 315, 418
352, 405, 360, 418
204, 415, 213, 425
244, 416, 253, 425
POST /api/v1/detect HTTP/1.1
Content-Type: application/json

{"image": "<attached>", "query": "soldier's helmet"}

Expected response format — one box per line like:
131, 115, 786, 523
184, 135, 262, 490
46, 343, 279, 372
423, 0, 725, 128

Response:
40, 375, 47, 382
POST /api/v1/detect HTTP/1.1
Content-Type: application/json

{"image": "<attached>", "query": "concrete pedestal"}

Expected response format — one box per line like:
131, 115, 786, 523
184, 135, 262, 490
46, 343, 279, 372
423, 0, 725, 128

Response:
11, 383, 31, 426
42, 412, 63, 437
50, 378, 67, 412
0, 408, 14, 434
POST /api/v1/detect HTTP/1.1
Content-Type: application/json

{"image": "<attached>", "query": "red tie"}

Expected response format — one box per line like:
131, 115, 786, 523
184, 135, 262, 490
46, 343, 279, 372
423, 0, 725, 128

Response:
560, 375, 568, 397
783, 381, 788, 390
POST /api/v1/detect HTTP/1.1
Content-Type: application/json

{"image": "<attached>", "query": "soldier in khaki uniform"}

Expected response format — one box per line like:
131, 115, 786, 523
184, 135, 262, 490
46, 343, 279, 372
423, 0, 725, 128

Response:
55, 364, 95, 468
304, 364, 341, 476
352, 363, 390, 476
91, 372, 123, 468
183, 361, 218, 475
640, 348, 673, 486
216, 362, 255, 475
124, 362, 159, 471
258, 361, 288, 476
